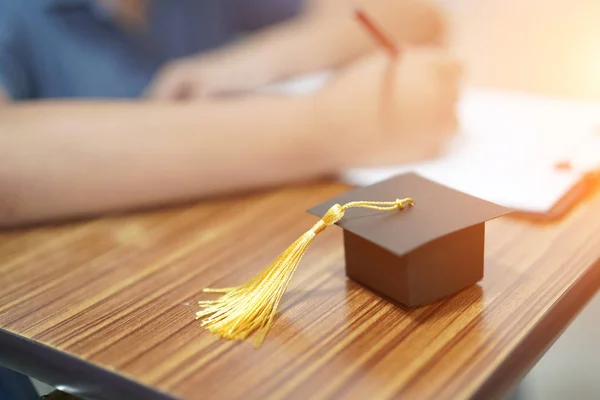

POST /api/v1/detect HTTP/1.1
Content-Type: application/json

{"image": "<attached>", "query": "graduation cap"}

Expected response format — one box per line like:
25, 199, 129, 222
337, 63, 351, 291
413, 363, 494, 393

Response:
309, 172, 511, 307
197, 173, 511, 347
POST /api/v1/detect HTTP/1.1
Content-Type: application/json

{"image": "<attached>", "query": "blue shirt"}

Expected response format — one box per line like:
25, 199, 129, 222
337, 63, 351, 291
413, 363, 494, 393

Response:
0, 0, 302, 99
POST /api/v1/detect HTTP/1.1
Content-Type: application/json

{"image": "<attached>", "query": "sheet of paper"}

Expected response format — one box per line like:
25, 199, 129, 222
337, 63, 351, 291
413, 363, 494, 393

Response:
260, 71, 332, 95
343, 89, 600, 213
263, 73, 600, 213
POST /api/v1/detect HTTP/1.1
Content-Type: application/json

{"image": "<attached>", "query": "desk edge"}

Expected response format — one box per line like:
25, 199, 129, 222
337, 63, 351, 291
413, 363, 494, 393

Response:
0, 329, 180, 400
471, 257, 600, 399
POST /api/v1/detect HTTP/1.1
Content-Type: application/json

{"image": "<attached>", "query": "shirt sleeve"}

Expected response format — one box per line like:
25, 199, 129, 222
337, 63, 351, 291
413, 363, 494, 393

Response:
0, 3, 33, 100
230, 0, 305, 32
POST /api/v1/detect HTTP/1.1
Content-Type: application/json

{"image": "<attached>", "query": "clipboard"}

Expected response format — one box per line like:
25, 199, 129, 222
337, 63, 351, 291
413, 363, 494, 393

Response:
513, 171, 600, 222
263, 75, 600, 222
524, 127, 600, 221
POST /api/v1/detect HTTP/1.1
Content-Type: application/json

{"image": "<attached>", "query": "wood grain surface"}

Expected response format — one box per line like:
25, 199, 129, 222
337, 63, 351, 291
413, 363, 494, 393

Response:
1, 181, 600, 400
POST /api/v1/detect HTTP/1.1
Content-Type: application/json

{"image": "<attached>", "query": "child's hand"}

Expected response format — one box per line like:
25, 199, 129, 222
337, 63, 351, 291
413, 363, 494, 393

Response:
146, 55, 267, 100
317, 48, 461, 167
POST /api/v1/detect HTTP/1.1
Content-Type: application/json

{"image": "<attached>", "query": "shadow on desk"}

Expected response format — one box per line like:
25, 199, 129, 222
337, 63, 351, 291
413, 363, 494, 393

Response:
0, 365, 39, 400
270, 279, 486, 398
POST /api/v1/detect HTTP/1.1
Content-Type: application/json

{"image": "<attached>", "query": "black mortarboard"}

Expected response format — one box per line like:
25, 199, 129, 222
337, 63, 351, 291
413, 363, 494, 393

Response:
197, 173, 511, 347
308, 173, 511, 307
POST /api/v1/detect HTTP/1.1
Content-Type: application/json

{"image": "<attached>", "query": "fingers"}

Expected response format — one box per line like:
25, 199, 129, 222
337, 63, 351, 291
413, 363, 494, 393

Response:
148, 79, 191, 100
436, 58, 463, 82
405, 0, 448, 46
145, 66, 185, 100
145, 63, 207, 101
436, 57, 463, 106
432, 56, 462, 132
365, 0, 448, 46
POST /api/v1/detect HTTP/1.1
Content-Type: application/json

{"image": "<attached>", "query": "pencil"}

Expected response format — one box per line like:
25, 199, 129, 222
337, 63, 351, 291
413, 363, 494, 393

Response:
354, 8, 399, 56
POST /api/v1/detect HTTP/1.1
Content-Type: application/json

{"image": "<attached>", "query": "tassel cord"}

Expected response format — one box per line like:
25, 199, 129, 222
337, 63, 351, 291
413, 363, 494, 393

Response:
197, 197, 414, 347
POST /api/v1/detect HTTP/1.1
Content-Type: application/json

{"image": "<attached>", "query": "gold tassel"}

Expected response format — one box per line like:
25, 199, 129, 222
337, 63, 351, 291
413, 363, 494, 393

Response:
196, 198, 414, 347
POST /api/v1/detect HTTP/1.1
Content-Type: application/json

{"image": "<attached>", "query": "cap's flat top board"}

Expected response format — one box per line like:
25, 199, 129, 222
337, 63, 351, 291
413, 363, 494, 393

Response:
308, 173, 511, 256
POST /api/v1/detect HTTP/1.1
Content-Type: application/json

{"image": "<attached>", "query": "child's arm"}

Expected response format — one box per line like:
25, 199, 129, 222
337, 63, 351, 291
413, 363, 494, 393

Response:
0, 96, 329, 227
147, 0, 446, 99
0, 49, 459, 228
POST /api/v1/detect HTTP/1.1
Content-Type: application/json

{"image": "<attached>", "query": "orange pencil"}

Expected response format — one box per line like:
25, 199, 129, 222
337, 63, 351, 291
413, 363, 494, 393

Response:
354, 8, 399, 56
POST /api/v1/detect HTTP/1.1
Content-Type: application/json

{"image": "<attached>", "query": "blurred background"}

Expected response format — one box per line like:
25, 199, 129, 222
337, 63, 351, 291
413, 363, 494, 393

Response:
446, 0, 600, 100
4, 0, 600, 397
446, 1, 600, 398
510, 294, 600, 399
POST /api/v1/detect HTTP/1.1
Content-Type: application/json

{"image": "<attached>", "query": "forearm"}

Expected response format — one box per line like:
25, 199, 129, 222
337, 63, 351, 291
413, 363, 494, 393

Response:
202, 0, 446, 87
204, 15, 371, 86
0, 96, 335, 227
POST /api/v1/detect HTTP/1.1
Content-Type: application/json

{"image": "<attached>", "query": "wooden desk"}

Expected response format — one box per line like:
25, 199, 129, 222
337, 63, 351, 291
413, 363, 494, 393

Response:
1, 182, 600, 400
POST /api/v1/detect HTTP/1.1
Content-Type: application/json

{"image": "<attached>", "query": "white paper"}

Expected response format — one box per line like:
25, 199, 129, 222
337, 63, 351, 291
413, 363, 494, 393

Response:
263, 73, 600, 214
343, 89, 600, 213
260, 71, 333, 95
